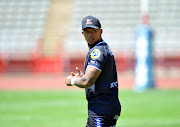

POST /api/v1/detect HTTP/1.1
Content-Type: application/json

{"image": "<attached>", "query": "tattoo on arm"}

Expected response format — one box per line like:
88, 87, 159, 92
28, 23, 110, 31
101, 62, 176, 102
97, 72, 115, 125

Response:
74, 66, 101, 88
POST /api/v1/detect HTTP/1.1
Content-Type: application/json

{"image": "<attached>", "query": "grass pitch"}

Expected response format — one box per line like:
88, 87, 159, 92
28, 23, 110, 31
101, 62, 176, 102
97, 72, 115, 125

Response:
0, 90, 179, 127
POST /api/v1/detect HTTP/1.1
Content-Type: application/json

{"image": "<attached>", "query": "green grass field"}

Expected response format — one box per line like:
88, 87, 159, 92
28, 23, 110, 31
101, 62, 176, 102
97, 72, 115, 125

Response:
0, 90, 180, 127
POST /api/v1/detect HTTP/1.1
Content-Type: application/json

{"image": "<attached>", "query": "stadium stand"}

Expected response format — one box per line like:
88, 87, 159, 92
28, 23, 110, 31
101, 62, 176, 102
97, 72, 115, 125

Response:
65, 0, 180, 55
0, 0, 179, 74
64, 0, 141, 72
42, 0, 73, 57
64, 0, 180, 72
0, 0, 50, 72
149, 0, 180, 72
65, 0, 141, 56
149, 0, 180, 56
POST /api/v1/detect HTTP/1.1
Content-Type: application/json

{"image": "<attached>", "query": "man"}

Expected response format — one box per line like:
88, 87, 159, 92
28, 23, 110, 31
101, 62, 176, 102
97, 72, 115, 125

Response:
65, 15, 121, 127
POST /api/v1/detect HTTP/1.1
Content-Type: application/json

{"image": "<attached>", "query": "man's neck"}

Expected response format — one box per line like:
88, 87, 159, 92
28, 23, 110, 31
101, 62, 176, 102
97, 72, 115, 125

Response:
88, 38, 103, 49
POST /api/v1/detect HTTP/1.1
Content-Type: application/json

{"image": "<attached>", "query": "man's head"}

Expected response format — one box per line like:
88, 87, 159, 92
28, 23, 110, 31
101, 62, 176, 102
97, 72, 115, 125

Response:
82, 15, 102, 46
82, 15, 101, 30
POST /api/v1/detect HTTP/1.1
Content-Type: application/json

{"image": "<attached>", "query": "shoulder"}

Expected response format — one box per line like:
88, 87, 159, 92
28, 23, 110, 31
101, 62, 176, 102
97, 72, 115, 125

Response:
96, 41, 107, 48
96, 41, 113, 56
94, 41, 106, 51
94, 41, 108, 52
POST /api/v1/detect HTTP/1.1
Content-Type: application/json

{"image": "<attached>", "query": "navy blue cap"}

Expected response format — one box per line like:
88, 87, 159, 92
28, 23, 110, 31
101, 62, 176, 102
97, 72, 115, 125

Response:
82, 15, 101, 30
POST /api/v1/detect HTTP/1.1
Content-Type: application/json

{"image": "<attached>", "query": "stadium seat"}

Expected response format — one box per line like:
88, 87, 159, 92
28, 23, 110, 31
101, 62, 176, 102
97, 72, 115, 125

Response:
64, 0, 180, 72
0, 0, 50, 73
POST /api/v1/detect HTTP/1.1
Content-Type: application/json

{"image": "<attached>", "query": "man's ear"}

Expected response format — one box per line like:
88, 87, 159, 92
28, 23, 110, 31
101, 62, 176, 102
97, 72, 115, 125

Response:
82, 30, 84, 35
100, 29, 103, 34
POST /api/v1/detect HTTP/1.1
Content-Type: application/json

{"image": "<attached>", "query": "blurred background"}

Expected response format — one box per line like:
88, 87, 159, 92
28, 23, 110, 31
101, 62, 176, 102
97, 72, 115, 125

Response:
0, 1, 180, 127
0, 0, 180, 90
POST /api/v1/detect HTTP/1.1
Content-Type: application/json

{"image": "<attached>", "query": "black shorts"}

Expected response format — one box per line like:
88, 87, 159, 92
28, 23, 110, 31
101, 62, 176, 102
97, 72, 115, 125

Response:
86, 114, 119, 127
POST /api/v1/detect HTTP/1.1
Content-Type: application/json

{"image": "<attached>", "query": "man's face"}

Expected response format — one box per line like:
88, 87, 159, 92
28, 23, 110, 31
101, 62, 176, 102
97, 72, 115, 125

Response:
82, 28, 102, 45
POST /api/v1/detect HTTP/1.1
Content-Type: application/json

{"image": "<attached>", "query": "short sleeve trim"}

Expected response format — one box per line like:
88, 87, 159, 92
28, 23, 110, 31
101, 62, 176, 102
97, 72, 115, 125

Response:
88, 65, 102, 72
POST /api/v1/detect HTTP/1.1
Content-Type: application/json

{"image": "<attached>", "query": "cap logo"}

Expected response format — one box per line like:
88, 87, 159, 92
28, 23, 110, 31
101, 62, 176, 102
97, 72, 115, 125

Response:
86, 19, 92, 24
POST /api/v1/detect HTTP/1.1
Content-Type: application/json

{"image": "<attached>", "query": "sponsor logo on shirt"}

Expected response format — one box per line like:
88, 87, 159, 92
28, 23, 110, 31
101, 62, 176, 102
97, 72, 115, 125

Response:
90, 49, 101, 59
89, 59, 97, 65
110, 81, 118, 88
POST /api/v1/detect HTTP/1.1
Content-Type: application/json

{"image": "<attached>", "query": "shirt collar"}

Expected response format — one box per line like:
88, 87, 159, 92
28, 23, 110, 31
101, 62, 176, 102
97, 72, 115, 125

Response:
88, 38, 103, 49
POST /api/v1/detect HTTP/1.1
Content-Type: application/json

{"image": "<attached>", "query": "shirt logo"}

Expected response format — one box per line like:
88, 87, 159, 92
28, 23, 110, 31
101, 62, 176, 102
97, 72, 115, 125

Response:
90, 49, 101, 59
110, 81, 118, 88
86, 19, 92, 24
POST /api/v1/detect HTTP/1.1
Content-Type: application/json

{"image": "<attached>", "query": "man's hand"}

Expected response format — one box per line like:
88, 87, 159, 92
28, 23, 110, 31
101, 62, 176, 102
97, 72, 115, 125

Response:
71, 67, 84, 78
65, 67, 83, 86
65, 73, 74, 86
65, 66, 101, 88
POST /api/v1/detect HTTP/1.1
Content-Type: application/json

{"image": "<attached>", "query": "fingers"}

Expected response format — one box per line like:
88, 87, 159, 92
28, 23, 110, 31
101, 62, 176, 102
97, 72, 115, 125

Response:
76, 67, 80, 72
65, 67, 82, 86
71, 72, 75, 76
65, 75, 74, 86
65, 78, 71, 86
76, 67, 83, 76
71, 67, 81, 76
76, 67, 79, 70
75, 67, 80, 75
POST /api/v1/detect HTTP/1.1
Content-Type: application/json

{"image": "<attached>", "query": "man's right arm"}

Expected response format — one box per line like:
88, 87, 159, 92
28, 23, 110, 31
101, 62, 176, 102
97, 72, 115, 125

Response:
65, 66, 101, 88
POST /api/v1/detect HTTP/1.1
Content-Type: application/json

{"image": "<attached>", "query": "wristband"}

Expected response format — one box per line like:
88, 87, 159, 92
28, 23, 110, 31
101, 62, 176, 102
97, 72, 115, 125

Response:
71, 77, 76, 86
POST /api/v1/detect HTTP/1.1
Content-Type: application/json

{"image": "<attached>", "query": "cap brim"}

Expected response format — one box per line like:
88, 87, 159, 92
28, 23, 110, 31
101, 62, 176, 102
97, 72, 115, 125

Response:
82, 25, 99, 30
